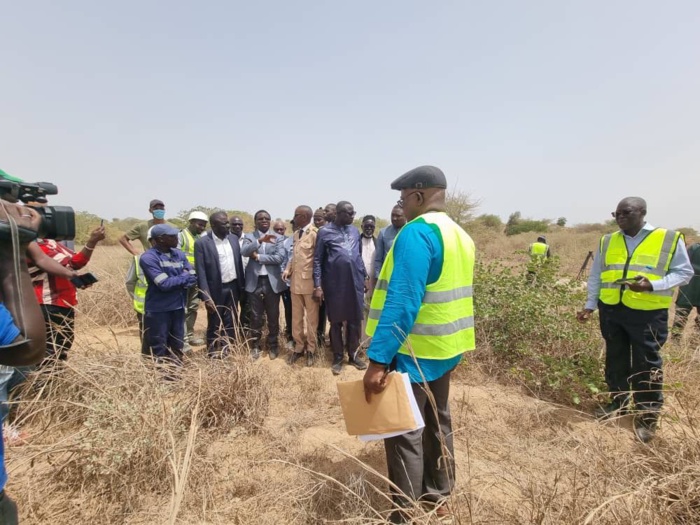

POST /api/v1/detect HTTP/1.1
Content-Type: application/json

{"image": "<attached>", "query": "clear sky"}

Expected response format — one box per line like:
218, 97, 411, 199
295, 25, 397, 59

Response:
2, 1, 698, 229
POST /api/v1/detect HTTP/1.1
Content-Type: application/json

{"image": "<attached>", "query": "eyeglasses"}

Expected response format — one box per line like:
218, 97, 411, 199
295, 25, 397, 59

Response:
611, 209, 636, 218
397, 191, 421, 208
273, 228, 285, 233
230, 223, 243, 227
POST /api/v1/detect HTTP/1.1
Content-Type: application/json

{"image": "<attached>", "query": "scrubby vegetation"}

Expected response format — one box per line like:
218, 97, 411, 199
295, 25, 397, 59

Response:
4, 224, 699, 524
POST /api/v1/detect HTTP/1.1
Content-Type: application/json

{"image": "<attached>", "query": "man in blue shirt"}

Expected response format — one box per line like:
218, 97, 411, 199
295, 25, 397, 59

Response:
139, 224, 197, 369
370, 205, 406, 293
363, 166, 475, 523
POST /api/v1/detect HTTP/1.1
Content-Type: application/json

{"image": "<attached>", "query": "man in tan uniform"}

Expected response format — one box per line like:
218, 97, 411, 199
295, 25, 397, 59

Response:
283, 205, 319, 367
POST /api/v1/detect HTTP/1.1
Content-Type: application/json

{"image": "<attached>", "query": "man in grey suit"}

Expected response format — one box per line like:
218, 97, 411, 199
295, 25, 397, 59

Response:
194, 211, 245, 358
240, 210, 285, 359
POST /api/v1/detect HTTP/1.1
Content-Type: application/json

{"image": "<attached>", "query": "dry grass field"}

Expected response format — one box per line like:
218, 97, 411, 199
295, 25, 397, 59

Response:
4, 230, 700, 524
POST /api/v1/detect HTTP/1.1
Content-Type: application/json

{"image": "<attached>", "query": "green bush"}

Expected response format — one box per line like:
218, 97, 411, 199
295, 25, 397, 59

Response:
473, 257, 605, 405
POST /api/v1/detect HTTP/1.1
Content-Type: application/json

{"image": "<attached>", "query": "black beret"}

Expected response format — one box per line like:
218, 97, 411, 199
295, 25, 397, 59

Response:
390, 165, 447, 190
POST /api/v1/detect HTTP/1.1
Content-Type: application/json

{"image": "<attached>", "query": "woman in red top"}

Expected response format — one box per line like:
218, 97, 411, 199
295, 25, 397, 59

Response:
26, 226, 105, 365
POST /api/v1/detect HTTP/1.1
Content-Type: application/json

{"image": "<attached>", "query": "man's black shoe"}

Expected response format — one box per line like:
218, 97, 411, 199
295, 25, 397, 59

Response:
348, 355, 368, 370
269, 348, 279, 360
594, 400, 629, 420
331, 358, 343, 375
306, 352, 315, 367
388, 509, 410, 524
634, 413, 658, 444
287, 352, 302, 366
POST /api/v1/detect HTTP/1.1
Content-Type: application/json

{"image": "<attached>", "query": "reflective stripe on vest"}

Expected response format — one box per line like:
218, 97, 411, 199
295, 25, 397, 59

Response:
133, 255, 147, 314
599, 228, 680, 310
529, 242, 548, 257
180, 229, 197, 266
366, 212, 476, 360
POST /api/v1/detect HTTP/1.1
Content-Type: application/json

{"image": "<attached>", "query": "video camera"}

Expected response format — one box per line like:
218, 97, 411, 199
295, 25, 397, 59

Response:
0, 180, 75, 241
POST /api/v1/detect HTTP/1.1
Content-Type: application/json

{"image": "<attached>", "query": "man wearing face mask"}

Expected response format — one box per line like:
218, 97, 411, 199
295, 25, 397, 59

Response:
119, 199, 173, 256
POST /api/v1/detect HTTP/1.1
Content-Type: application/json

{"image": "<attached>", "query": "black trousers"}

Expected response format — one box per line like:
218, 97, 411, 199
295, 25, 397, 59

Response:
384, 371, 455, 507
249, 276, 280, 350
136, 312, 150, 355
40, 305, 75, 367
598, 303, 667, 411
317, 300, 327, 344
206, 281, 241, 356
329, 320, 361, 361
280, 289, 292, 339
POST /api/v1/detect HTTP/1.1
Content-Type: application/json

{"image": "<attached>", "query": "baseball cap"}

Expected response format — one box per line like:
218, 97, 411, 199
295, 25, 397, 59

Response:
149, 199, 165, 209
150, 224, 179, 237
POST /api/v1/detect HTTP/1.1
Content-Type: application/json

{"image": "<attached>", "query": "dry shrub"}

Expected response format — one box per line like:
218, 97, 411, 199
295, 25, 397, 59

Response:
180, 353, 270, 432
12, 348, 270, 523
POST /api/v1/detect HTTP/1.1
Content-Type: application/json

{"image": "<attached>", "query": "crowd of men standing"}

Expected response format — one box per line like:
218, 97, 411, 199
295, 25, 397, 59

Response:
123, 197, 408, 376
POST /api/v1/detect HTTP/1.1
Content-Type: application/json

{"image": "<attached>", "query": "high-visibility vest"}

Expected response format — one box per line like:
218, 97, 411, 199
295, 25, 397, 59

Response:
180, 228, 197, 266
366, 212, 475, 360
133, 256, 147, 314
529, 242, 548, 257
599, 228, 681, 311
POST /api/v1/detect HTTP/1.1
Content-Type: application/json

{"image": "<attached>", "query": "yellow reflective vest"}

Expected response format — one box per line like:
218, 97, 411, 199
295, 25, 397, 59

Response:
599, 228, 681, 310
179, 228, 197, 266
529, 242, 548, 257
366, 212, 475, 360
133, 256, 147, 314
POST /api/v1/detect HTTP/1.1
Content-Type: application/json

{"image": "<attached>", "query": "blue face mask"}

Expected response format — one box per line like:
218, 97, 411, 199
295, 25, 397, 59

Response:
152, 209, 166, 220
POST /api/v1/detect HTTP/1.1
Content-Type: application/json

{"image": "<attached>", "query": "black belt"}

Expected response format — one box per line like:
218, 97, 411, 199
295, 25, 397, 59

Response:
222, 279, 237, 285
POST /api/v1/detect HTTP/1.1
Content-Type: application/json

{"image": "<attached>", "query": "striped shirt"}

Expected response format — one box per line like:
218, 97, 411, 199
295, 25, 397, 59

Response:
28, 239, 89, 308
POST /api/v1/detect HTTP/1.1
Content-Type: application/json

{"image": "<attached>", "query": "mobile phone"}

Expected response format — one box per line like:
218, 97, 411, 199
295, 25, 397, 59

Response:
614, 277, 639, 285
100, 219, 104, 227
71, 272, 99, 289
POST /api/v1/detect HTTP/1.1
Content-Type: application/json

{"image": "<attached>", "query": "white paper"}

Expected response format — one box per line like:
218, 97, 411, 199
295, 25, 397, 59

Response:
358, 373, 425, 442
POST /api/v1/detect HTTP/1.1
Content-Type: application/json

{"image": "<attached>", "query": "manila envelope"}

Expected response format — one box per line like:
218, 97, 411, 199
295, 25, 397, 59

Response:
337, 372, 416, 435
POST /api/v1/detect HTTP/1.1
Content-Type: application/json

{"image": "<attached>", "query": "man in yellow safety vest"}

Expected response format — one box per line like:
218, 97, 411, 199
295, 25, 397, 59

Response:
363, 165, 475, 523
178, 211, 208, 348
577, 197, 693, 443
125, 227, 156, 355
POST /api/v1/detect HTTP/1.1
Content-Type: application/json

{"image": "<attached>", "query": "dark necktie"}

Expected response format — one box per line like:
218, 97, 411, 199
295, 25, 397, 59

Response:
297, 229, 303, 240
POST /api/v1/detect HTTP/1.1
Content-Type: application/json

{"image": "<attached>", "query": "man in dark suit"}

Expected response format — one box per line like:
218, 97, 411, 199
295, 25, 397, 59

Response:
194, 211, 245, 357
241, 210, 285, 359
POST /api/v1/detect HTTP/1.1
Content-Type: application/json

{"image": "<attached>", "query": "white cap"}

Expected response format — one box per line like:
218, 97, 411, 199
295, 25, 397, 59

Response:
188, 211, 208, 222
147, 226, 155, 240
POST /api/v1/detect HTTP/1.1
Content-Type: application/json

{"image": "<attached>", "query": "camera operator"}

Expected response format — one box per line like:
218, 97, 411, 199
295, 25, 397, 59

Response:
0, 198, 49, 523
26, 222, 105, 367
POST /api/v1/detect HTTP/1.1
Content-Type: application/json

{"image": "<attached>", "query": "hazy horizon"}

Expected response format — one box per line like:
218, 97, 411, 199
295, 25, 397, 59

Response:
2, 1, 698, 230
